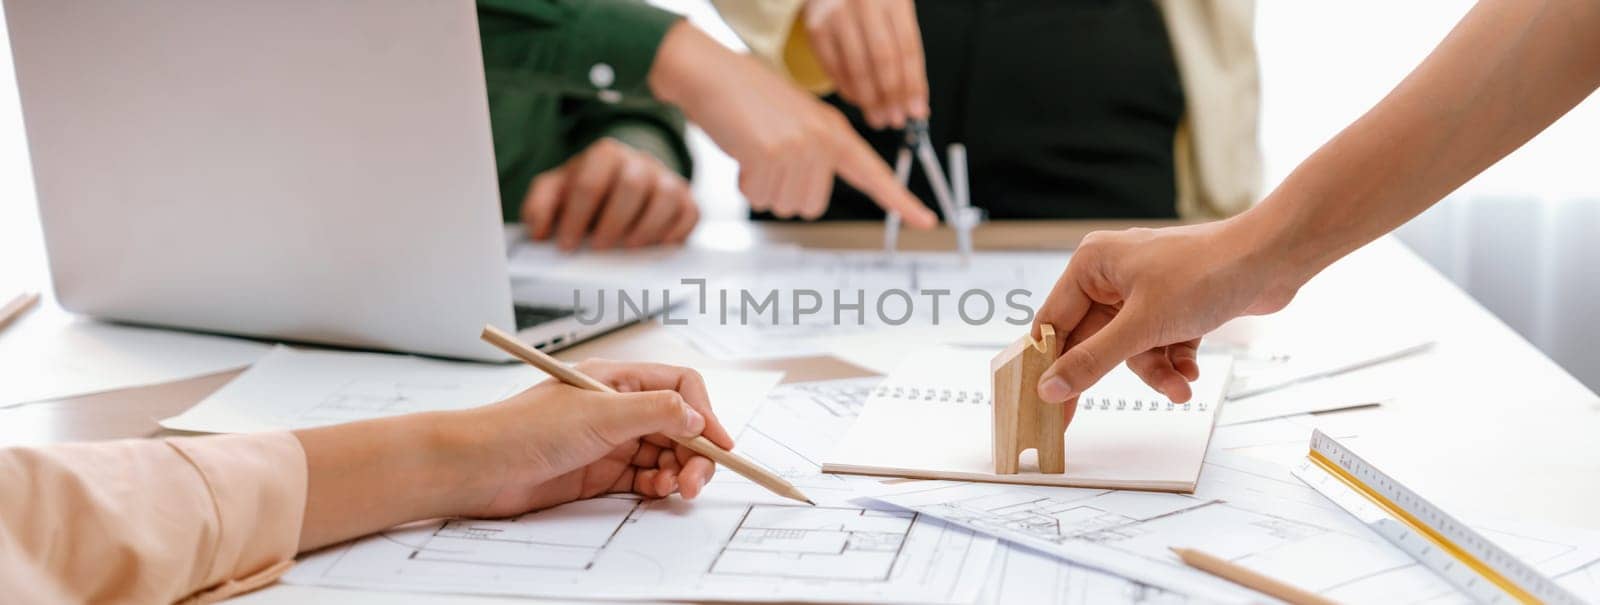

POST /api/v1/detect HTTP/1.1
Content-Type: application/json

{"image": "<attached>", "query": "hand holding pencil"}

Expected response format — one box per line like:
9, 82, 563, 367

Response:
482, 325, 814, 505
297, 353, 761, 546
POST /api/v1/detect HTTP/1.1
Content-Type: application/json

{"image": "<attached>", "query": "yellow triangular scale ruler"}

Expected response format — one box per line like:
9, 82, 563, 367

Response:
1292, 430, 1582, 604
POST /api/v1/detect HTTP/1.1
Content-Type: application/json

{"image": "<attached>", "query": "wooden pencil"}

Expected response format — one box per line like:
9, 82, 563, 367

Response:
480, 324, 814, 505
1171, 547, 1340, 605
0, 291, 41, 334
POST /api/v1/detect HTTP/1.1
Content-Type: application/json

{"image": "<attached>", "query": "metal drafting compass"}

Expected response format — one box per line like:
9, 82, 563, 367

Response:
882, 119, 984, 262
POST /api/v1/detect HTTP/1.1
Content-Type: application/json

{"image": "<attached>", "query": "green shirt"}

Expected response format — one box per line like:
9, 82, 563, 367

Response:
477, 0, 692, 221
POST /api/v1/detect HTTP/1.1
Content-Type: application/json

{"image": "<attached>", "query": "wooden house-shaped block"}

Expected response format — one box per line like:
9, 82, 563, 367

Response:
990, 324, 1065, 474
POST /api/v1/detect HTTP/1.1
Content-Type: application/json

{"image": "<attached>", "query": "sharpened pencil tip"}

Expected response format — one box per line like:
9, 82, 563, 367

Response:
804, 499, 816, 506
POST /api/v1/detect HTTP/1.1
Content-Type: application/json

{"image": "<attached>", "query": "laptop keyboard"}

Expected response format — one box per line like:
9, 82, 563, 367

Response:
513, 304, 575, 329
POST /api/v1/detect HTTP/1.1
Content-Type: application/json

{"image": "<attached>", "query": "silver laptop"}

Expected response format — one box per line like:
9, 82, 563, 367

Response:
5, 0, 662, 361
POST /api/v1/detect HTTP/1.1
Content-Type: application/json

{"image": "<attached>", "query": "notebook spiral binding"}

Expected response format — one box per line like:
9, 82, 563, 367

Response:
1077, 395, 1208, 412
873, 385, 990, 404
870, 385, 1209, 412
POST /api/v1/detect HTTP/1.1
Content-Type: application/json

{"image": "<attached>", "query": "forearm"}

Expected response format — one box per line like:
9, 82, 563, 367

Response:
294, 370, 732, 551
1239, 0, 1600, 290
647, 22, 720, 116
294, 412, 487, 551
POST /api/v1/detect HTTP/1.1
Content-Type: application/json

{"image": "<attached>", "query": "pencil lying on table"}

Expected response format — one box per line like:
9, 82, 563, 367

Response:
0, 291, 41, 334
480, 324, 814, 505
1170, 547, 1339, 605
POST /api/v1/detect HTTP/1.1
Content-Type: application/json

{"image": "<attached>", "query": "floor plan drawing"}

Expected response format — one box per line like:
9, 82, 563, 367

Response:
923, 486, 1331, 558
403, 497, 639, 571
722, 378, 885, 503
287, 492, 996, 604
709, 378, 1600, 604
711, 505, 914, 581
979, 544, 1194, 605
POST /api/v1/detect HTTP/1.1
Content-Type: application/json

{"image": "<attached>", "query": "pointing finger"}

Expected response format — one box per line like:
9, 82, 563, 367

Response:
828, 120, 935, 228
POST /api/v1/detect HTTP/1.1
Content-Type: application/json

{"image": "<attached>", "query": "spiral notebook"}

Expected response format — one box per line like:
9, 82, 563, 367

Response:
822, 346, 1233, 492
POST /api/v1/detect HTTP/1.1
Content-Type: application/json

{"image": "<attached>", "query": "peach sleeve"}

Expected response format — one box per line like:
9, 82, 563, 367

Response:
0, 432, 307, 604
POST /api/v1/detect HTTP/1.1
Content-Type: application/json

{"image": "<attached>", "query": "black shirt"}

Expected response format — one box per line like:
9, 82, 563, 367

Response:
756, 0, 1185, 221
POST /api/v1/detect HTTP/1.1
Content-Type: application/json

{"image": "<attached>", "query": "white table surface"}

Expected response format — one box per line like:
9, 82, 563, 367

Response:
4, 220, 1596, 604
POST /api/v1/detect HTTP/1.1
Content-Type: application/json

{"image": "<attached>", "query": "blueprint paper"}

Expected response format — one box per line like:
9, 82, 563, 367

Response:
746, 379, 1213, 604
722, 377, 890, 505
161, 346, 782, 435
868, 452, 1600, 603
977, 544, 1196, 605
760, 379, 1206, 605
284, 377, 997, 603
0, 303, 272, 408
288, 490, 996, 604
718, 378, 1213, 604
741, 380, 1600, 603
867, 479, 1262, 602
273, 374, 1600, 604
